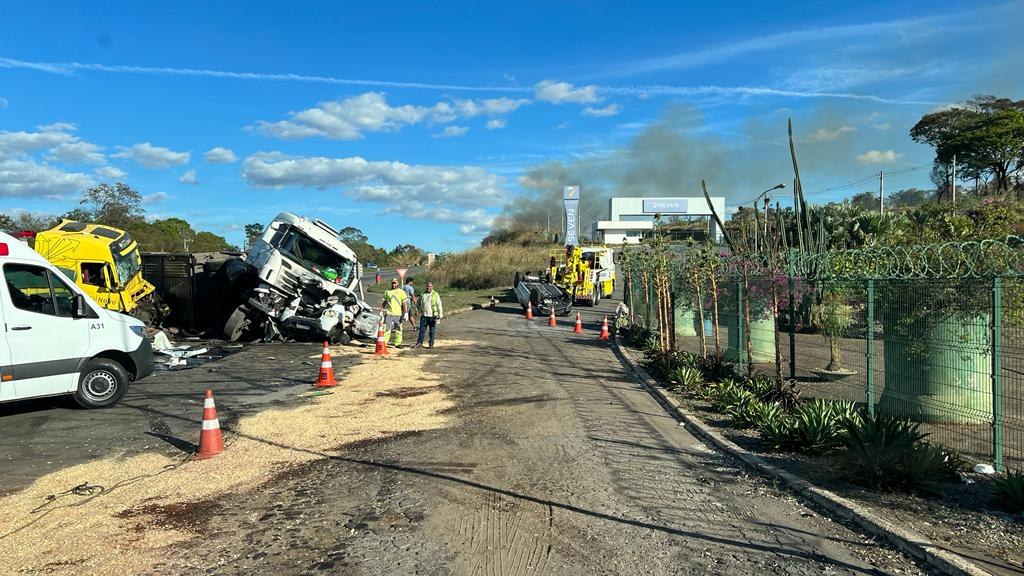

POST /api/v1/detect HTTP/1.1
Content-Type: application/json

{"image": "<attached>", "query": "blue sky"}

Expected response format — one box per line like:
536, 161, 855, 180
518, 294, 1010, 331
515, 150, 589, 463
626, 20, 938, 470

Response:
1, 1, 1021, 251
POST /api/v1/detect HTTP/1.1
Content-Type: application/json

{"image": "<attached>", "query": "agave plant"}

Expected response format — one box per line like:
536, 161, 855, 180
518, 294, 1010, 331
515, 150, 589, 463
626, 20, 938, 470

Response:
994, 471, 1024, 514
670, 366, 704, 394
789, 399, 853, 454
839, 413, 954, 493
759, 414, 797, 451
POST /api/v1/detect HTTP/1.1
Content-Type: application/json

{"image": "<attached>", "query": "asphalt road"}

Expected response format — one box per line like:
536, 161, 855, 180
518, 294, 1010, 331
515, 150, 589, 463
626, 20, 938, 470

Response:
0, 342, 363, 493
149, 298, 930, 575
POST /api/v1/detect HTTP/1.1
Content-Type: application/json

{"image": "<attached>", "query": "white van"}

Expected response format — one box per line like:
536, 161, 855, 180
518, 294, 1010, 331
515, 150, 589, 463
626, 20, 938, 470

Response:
0, 232, 153, 408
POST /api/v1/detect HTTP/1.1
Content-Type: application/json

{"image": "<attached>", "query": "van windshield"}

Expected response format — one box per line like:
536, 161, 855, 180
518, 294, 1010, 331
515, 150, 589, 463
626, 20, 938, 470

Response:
273, 226, 355, 285
111, 247, 141, 285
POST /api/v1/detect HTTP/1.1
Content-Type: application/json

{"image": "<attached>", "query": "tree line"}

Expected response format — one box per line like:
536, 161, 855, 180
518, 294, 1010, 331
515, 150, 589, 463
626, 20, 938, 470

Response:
1, 182, 234, 253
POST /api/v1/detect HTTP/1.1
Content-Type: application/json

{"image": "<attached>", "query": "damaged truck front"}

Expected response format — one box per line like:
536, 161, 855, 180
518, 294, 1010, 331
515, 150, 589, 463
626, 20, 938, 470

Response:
221, 212, 380, 344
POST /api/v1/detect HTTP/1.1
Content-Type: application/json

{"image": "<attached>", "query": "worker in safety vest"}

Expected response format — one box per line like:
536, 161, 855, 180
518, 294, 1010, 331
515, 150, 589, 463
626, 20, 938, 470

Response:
413, 281, 444, 349
382, 278, 408, 347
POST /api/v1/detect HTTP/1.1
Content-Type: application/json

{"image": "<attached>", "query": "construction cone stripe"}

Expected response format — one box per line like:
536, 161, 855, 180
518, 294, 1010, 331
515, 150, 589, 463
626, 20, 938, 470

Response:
195, 389, 224, 459
597, 315, 610, 340
548, 307, 557, 327
374, 318, 389, 356
525, 302, 534, 320
316, 341, 338, 387
573, 311, 583, 334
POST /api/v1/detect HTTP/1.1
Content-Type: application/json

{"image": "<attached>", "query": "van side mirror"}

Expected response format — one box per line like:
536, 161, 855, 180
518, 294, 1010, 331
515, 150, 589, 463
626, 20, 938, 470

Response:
72, 294, 88, 318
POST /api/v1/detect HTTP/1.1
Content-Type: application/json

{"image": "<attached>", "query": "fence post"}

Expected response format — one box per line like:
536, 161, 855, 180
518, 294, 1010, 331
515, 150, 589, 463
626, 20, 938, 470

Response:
787, 251, 796, 379
736, 280, 745, 372
866, 278, 875, 418
992, 276, 1003, 471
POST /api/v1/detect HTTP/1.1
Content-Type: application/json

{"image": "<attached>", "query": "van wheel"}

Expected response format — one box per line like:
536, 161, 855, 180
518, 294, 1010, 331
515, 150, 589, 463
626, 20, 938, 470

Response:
73, 359, 129, 409
224, 305, 251, 341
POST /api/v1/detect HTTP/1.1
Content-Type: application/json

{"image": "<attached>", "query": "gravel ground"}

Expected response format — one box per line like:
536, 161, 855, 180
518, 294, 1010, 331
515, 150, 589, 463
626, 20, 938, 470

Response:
148, 300, 934, 576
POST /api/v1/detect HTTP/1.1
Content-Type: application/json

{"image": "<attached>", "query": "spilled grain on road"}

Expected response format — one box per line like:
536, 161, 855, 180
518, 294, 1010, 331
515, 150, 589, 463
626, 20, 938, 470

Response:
0, 342, 467, 576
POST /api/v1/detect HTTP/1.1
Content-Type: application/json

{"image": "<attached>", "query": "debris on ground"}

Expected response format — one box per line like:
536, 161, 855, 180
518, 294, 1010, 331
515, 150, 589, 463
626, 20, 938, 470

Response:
0, 340, 472, 576
151, 331, 241, 370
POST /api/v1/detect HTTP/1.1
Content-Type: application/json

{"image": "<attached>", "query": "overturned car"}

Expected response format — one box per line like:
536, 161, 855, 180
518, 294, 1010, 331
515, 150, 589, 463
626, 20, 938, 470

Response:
513, 271, 574, 316
221, 212, 381, 344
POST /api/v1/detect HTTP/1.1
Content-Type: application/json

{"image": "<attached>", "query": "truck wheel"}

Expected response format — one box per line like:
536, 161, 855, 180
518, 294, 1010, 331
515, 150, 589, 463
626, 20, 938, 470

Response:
224, 305, 251, 341
73, 358, 129, 409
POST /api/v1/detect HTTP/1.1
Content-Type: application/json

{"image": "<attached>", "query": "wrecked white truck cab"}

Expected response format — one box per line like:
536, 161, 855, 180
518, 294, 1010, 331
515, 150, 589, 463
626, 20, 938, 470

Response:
222, 212, 380, 344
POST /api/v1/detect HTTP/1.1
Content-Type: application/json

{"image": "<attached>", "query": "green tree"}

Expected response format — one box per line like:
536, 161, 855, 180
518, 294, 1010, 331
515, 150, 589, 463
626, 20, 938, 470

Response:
0, 213, 15, 232
243, 223, 264, 248
338, 226, 368, 244
887, 188, 934, 208
191, 231, 233, 252
388, 243, 425, 266
11, 212, 59, 232
849, 191, 880, 211
79, 182, 145, 227
911, 96, 1024, 193
60, 208, 95, 222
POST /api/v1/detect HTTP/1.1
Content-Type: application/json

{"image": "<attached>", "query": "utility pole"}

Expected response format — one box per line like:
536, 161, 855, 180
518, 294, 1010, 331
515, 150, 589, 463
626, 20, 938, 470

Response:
878, 170, 884, 214
952, 154, 957, 205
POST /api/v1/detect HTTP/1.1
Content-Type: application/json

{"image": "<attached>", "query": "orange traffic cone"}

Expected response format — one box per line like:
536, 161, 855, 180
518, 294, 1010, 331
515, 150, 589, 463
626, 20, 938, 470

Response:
194, 389, 224, 460
525, 302, 534, 320
374, 318, 389, 356
316, 341, 338, 387
573, 311, 583, 334
548, 306, 557, 327
597, 315, 610, 340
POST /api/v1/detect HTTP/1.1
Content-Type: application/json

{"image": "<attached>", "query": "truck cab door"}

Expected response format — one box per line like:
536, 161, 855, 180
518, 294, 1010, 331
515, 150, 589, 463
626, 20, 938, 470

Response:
2, 263, 91, 399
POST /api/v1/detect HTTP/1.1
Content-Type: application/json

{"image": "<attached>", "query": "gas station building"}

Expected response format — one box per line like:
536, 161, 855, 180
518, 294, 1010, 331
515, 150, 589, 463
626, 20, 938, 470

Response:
592, 196, 726, 245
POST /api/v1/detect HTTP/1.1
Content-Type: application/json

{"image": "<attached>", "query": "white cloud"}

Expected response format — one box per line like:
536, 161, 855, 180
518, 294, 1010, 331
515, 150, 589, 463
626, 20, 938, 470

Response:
434, 125, 469, 138
582, 103, 622, 117
486, 118, 507, 130
604, 9, 971, 77
142, 191, 168, 204
0, 157, 93, 197
48, 140, 104, 164
112, 142, 190, 168
0, 122, 83, 155
534, 80, 600, 104
0, 97, 7, 108
179, 169, 199, 185
873, 122, 891, 131
242, 152, 504, 209
452, 97, 530, 117
806, 126, 856, 142
255, 92, 456, 140
204, 146, 237, 163
857, 149, 902, 164
382, 201, 496, 229
95, 166, 127, 179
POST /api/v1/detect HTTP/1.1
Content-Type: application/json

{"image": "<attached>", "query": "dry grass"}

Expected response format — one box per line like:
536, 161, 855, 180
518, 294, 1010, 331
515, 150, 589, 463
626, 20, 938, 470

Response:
0, 341, 468, 576
428, 245, 551, 290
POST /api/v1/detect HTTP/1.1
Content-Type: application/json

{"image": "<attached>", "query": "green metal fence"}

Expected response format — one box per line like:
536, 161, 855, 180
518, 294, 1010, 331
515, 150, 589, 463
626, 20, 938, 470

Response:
621, 238, 1024, 472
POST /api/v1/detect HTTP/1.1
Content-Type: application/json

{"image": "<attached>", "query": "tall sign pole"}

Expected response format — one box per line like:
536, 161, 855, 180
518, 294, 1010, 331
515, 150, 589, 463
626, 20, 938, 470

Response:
563, 185, 580, 247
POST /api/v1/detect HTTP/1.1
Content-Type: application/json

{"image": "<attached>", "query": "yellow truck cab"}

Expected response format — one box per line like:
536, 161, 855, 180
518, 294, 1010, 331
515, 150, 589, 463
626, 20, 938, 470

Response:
33, 220, 157, 318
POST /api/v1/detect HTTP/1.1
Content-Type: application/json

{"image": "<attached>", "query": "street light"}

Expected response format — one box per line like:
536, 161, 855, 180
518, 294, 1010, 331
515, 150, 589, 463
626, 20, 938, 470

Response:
753, 183, 786, 251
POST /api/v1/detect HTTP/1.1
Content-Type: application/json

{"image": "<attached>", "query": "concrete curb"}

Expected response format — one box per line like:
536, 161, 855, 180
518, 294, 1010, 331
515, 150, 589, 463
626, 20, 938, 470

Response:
611, 334, 994, 576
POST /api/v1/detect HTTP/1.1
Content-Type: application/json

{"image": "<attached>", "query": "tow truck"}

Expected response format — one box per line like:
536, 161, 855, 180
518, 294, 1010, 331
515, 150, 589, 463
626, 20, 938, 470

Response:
549, 245, 616, 306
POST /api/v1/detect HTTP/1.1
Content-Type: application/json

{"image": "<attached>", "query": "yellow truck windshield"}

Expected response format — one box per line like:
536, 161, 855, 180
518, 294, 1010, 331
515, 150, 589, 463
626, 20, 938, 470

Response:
110, 234, 141, 285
